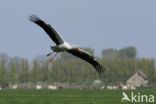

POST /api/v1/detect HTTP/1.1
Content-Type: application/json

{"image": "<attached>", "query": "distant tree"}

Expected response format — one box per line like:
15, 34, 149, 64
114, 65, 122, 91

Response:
60, 52, 74, 60
40, 60, 49, 82
9, 60, 18, 84
29, 59, 40, 83
0, 58, 7, 83
101, 48, 118, 58
0, 53, 10, 62
118, 46, 137, 58
18, 59, 30, 83
34, 55, 48, 65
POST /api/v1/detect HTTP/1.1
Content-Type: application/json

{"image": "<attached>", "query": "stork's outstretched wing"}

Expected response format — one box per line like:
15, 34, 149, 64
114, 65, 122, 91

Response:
67, 48, 105, 75
29, 15, 64, 45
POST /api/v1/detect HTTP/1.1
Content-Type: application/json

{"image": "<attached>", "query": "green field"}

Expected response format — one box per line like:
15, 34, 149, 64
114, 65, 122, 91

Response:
0, 88, 155, 104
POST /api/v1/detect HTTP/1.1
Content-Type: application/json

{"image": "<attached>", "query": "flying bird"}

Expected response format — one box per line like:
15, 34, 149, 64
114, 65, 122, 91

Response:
29, 15, 105, 75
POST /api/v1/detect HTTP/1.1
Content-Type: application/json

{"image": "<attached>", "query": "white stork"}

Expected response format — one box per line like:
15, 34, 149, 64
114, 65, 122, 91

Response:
29, 15, 105, 75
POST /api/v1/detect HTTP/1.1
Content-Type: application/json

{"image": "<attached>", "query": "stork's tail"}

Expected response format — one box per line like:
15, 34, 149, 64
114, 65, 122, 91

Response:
50, 46, 58, 52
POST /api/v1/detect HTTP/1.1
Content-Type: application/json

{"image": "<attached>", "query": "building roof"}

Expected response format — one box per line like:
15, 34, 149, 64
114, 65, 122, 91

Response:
136, 71, 148, 79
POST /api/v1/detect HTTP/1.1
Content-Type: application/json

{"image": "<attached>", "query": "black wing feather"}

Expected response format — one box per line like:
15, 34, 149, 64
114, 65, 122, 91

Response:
29, 15, 64, 45
67, 48, 105, 75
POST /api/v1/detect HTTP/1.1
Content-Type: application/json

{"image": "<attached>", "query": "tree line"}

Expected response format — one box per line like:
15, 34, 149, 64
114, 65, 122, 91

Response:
0, 46, 156, 85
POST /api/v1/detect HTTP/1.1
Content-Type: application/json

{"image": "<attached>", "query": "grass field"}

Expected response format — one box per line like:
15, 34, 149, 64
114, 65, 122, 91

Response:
0, 88, 155, 104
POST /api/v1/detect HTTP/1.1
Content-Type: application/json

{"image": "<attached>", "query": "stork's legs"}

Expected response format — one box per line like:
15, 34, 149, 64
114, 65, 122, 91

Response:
47, 51, 59, 63
48, 52, 59, 63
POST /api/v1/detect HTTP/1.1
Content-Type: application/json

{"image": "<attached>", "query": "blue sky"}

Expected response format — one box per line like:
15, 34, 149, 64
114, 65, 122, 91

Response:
0, 0, 156, 59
